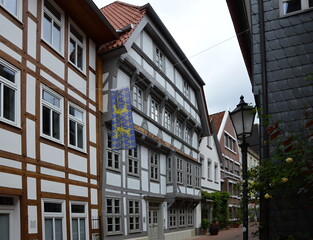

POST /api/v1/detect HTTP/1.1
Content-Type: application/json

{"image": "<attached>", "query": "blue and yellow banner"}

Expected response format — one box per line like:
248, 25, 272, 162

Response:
111, 88, 136, 150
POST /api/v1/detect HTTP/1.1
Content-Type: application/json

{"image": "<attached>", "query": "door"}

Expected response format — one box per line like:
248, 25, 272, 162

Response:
148, 209, 159, 240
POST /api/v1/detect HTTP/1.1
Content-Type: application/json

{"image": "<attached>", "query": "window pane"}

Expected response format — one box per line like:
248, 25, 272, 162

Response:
310, 0, 313, 7
71, 204, 85, 213
286, 0, 301, 13
3, 85, 15, 121
77, 45, 83, 70
43, 90, 60, 107
55, 219, 63, 240
0, 214, 9, 240
5, 0, 17, 16
43, 13, 52, 44
44, 202, 62, 212
53, 22, 61, 52
72, 219, 78, 240
70, 25, 83, 43
0, 64, 15, 83
80, 219, 86, 240
45, 219, 53, 240
44, 0, 61, 20
52, 111, 60, 139
69, 39, 76, 64
69, 120, 76, 146
42, 106, 51, 136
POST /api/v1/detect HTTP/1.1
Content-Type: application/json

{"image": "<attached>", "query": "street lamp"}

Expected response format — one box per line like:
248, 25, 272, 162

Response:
229, 96, 256, 240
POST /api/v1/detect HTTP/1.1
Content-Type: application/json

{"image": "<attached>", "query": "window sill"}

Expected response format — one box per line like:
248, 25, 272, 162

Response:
68, 144, 87, 155
68, 61, 86, 78
106, 167, 121, 173
41, 134, 64, 146
127, 173, 140, 178
41, 40, 64, 60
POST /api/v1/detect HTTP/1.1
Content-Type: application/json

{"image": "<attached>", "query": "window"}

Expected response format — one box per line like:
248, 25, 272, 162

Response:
128, 148, 139, 176
107, 132, 120, 171
186, 162, 192, 186
187, 208, 193, 226
167, 157, 172, 183
155, 47, 164, 69
168, 207, 176, 228
150, 98, 159, 122
128, 200, 140, 232
214, 164, 218, 182
43, 200, 65, 240
179, 208, 185, 227
41, 86, 63, 142
224, 133, 236, 152
175, 120, 182, 138
42, 0, 63, 52
132, 85, 143, 111
106, 198, 121, 234
282, 0, 312, 14
207, 160, 212, 180
69, 23, 85, 71
0, 196, 20, 240
183, 82, 190, 99
71, 203, 87, 240
0, 0, 21, 18
69, 103, 85, 150
0, 60, 20, 126
185, 127, 191, 144
164, 109, 171, 130
177, 158, 183, 184
150, 152, 159, 181
195, 165, 200, 188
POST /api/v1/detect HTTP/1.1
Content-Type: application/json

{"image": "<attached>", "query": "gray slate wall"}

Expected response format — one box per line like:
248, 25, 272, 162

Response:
250, 0, 313, 238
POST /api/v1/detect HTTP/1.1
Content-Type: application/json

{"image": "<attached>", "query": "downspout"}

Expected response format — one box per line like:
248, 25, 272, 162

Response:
258, 0, 269, 239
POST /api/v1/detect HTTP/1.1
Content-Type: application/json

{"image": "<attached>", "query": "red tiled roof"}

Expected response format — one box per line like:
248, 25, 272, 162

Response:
210, 111, 225, 133
99, 1, 146, 53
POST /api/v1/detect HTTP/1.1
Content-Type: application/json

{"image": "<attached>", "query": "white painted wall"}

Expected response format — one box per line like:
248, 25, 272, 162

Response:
40, 47, 64, 79
142, 31, 153, 60
0, 15, 23, 49
0, 128, 22, 155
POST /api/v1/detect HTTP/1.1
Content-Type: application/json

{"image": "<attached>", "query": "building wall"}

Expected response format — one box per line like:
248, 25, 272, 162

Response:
250, 0, 313, 237
0, 0, 102, 239
101, 14, 207, 240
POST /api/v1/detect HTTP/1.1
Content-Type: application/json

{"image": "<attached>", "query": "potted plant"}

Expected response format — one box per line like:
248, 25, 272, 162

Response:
209, 219, 220, 235
233, 220, 241, 228
201, 218, 209, 235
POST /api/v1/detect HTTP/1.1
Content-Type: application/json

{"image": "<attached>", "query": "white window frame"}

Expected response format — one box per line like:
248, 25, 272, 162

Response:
183, 81, 190, 99
167, 157, 172, 183
128, 199, 141, 233
185, 127, 191, 144
150, 98, 159, 122
224, 132, 236, 153
42, 0, 64, 54
168, 207, 176, 229
155, 47, 164, 70
132, 85, 143, 111
70, 202, 88, 240
150, 152, 159, 181
68, 20, 86, 73
178, 208, 185, 227
280, 0, 312, 15
105, 197, 122, 235
187, 208, 193, 226
186, 162, 192, 186
42, 199, 66, 240
68, 102, 86, 152
106, 132, 120, 171
40, 85, 64, 143
0, 59, 20, 127
128, 147, 139, 176
175, 120, 182, 138
177, 158, 183, 184
0, 195, 21, 240
207, 160, 212, 180
0, 0, 22, 20
195, 165, 201, 188
164, 109, 171, 131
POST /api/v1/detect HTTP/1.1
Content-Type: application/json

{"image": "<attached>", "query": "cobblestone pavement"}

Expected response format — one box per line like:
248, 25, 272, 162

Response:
192, 222, 259, 240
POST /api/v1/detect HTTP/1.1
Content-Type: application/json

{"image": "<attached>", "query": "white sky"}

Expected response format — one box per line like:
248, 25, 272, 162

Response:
92, 0, 255, 115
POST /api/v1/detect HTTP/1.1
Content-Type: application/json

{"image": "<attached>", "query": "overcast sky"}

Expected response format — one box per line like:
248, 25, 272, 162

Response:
92, 0, 255, 115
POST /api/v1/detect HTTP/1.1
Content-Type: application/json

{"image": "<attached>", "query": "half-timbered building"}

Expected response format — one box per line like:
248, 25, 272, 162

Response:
99, 2, 210, 240
0, 0, 116, 239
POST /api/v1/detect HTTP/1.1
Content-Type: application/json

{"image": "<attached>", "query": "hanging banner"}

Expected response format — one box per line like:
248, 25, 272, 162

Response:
111, 87, 136, 150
